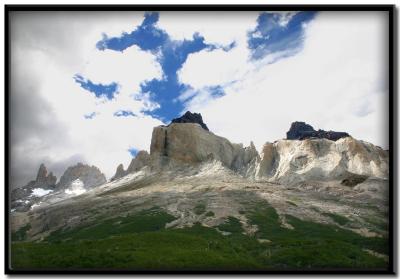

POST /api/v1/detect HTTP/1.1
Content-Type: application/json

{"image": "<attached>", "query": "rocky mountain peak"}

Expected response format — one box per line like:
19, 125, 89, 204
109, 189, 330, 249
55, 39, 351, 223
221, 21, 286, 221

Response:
127, 150, 151, 173
286, 121, 350, 141
35, 163, 48, 182
110, 163, 125, 182
170, 111, 209, 131
11, 163, 57, 211
33, 163, 57, 188
111, 151, 151, 181
56, 163, 106, 190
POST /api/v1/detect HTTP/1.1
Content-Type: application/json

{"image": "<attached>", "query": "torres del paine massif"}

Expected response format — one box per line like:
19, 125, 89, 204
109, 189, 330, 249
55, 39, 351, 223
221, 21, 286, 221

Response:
10, 112, 390, 270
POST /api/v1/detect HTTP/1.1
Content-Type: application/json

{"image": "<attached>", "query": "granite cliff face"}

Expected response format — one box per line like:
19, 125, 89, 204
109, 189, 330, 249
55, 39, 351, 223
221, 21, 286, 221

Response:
149, 122, 259, 175
109, 116, 388, 186
256, 137, 388, 185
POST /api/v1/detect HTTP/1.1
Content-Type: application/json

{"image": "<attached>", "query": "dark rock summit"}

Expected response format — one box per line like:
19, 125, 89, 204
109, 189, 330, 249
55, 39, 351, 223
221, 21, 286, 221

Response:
286, 121, 350, 141
170, 111, 209, 131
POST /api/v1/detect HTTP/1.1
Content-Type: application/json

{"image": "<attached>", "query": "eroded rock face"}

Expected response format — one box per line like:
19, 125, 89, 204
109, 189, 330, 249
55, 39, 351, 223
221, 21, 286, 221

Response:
170, 111, 209, 131
287, 121, 350, 141
56, 163, 106, 190
150, 123, 258, 175
256, 137, 388, 184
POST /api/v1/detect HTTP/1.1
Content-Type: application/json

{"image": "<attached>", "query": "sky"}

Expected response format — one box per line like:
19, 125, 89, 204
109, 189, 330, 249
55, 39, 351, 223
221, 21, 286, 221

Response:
9, 11, 388, 188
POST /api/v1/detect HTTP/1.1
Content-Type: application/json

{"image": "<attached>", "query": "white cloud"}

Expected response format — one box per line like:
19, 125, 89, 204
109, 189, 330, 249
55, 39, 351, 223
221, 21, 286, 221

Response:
10, 11, 164, 186
179, 11, 388, 150
79, 46, 162, 96
179, 47, 249, 89
157, 11, 259, 46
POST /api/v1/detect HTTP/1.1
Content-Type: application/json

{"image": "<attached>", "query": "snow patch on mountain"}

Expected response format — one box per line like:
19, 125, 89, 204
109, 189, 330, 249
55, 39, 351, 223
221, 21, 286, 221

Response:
65, 179, 86, 196
30, 188, 53, 197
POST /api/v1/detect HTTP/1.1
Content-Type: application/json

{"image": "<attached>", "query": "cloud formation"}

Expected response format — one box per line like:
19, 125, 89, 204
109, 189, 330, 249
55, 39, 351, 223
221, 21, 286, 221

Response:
9, 11, 388, 190
10, 12, 163, 187
179, 11, 388, 151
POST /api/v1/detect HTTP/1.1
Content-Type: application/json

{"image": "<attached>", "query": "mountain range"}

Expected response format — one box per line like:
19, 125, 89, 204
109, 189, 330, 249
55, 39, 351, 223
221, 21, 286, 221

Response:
10, 111, 389, 270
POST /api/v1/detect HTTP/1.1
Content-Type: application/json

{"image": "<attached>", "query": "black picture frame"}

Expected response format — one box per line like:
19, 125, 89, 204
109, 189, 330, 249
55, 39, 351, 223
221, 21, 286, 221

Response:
4, 4, 396, 275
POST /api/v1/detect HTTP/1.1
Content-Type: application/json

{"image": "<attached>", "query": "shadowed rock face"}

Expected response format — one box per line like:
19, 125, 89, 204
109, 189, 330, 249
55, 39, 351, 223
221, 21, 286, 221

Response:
287, 121, 350, 141
170, 111, 209, 131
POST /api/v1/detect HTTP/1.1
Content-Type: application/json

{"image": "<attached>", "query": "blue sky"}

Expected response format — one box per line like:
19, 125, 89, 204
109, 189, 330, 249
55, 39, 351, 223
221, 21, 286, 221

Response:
75, 11, 316, 123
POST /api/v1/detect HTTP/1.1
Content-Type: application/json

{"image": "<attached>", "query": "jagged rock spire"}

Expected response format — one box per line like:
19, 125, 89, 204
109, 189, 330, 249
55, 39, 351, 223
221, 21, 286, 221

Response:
111, 164, 125, 181
36, 163, 48, 182
34, 163, 57, 187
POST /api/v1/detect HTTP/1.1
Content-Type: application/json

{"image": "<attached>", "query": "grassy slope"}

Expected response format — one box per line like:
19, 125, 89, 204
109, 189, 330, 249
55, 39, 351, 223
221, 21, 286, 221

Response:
11, 203, 388, 271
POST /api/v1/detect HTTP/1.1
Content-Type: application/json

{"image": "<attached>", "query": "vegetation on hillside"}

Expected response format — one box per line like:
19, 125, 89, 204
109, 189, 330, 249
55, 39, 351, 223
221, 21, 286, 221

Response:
11, 203, 388, 271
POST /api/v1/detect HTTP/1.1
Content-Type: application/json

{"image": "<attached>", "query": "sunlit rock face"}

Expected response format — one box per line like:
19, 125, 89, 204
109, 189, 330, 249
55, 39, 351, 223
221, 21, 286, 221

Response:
56, 163, 106, 190
149, 123, 259, 175
256, 137, 388, 185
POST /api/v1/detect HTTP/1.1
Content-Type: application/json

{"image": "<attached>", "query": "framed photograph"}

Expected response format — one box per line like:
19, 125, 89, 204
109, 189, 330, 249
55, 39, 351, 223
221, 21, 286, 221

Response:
5, 4, 395, 274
